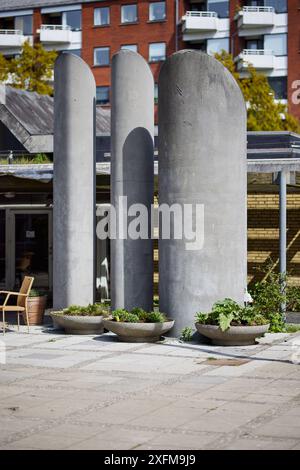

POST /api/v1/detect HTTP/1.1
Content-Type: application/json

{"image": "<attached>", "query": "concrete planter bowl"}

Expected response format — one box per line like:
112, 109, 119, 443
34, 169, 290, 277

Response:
50, 312, 104, 335
103, 318, 175, 343
195, 323, 270, 346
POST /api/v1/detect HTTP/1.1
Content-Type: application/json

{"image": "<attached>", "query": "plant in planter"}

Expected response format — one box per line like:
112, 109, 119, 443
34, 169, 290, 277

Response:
50, 303, 110, 335
103, 307, 174, 343
195, 298, 270, 346
23, 289, 47, 326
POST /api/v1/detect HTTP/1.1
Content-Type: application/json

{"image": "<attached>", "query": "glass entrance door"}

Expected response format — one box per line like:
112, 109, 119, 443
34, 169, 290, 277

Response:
13, 211, 52, 290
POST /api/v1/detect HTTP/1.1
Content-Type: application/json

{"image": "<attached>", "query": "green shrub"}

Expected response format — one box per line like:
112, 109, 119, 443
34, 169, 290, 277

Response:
59, 303, 109, 317
287, 286, 300, 312
195, 299, 269, 332
29, 289, 46, 297
111, 308, 167, 323
180, 327, 194, 342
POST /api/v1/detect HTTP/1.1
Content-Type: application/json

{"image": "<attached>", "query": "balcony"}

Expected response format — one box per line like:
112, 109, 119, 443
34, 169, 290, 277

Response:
236, 49, 274, 71
39, 25, 72, 44
236, 6, 275, 29
0, 30, 26, 48
182, 11, 218, 33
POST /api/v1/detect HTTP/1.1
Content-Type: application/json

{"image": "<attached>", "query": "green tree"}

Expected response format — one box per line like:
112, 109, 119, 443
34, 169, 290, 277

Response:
0, 41, 57, 95
215, 50, 300, 133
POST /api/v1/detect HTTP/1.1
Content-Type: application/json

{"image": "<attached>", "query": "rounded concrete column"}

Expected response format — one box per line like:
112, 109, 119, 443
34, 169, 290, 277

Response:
158, 50, 247, 337
111, 50, 154, 311
53, 53, 96, 309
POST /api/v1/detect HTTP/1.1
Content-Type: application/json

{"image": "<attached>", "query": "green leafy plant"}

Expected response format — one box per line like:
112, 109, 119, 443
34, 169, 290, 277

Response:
111, 308, 167, 323
56, 303, 110, 317
287, 286, 300, 312
195, 299, 269, 332
180, 326, 194, 342
249, 269, 287, 332
29, 289, 46, 298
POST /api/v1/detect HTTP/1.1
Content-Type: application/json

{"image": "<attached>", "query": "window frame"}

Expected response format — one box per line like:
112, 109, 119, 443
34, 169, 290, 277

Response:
94, 46, 110, 67
264, 32, 287, 57
121, 44, 138, 52
148, 1, 166, 23
148, 42, 166, 63
121, 4, 138, 24
96, 86, 110, 106
94, 7, 110, 27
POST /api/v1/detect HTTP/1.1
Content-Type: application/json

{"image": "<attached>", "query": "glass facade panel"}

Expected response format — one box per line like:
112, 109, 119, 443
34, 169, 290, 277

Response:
264, 33, 287, 56
149, 2, 166, 21
207, 0, 229, 18
94, 7, 110, 26
149, 42, 166, 62
94, 47, 110, 66
121, 5, 138, 23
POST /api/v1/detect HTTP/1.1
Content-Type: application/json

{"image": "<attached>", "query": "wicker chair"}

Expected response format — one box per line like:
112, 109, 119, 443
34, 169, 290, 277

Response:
0, 276, 34, 335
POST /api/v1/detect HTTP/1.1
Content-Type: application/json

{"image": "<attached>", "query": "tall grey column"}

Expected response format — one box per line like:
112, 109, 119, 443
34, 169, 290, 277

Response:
159, 50, 247, 336
53, 53, 96, 309
111, 50, 154, 311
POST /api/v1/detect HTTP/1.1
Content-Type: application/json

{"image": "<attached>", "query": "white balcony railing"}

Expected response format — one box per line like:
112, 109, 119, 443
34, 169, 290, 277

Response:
0, 29, 26, 48
242, 49, 273, 55
182, 11, 218, 33
39, 24, 72, 43
242, 6, 274, 13
185, 11, 218, 18
236, 49, 274, 70
236, 6, 275, 30
0, 29, 22, 35
40, 24, 72, 31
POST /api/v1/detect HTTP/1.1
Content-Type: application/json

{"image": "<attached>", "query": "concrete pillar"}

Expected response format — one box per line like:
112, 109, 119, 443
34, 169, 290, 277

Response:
158, 50, 247, 336
111, 50, 154, 311
53, 53, 96, 309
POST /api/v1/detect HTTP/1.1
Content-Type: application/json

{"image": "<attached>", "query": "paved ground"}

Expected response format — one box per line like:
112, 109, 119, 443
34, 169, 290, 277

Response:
0, 325, 300, 450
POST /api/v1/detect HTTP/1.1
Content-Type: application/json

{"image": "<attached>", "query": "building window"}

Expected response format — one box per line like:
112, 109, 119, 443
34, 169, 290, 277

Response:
94, 47, 110, 66
121, 4, 138, 24
14, 15, 33, 36
154, 83, 158, 104
207, 0, 229, 18
63, 10, 81, 31
264, 33, 287, 56
121, 44, 138, 52
94, 7, 110, 26
149, 2, 166, 21
207, 37, 229, 55
265, 1, 287, 13
268, 76, 287, 100
96, 86, 110, 105
60, 49, 81, 57
149, 42, 166, 62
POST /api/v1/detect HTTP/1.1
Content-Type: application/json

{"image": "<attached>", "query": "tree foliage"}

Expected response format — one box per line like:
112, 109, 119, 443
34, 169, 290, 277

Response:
215, 50, 300, 133
0, 41, 57, 95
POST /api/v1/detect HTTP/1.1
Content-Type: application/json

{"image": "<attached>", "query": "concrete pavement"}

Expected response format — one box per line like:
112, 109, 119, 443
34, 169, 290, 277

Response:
0, 326, 299, 450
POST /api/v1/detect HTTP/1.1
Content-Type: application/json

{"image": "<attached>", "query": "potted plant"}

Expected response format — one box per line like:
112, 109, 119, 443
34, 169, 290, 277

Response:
22, 289, 47, 326
50, 303, 110, 335
103, 307, 174, 343
195, 298, 270, 346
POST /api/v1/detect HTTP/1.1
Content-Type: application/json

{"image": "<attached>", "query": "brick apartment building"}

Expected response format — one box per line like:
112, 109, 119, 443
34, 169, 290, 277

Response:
0, 0, 299, 121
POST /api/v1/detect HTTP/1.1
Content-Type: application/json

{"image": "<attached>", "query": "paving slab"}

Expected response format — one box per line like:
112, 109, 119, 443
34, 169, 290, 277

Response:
0, 330, 299, 450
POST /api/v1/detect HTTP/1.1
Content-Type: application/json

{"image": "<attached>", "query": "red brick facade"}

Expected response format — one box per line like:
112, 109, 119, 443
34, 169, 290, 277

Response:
81, 0, 178, 91
288, 0, 300, 121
